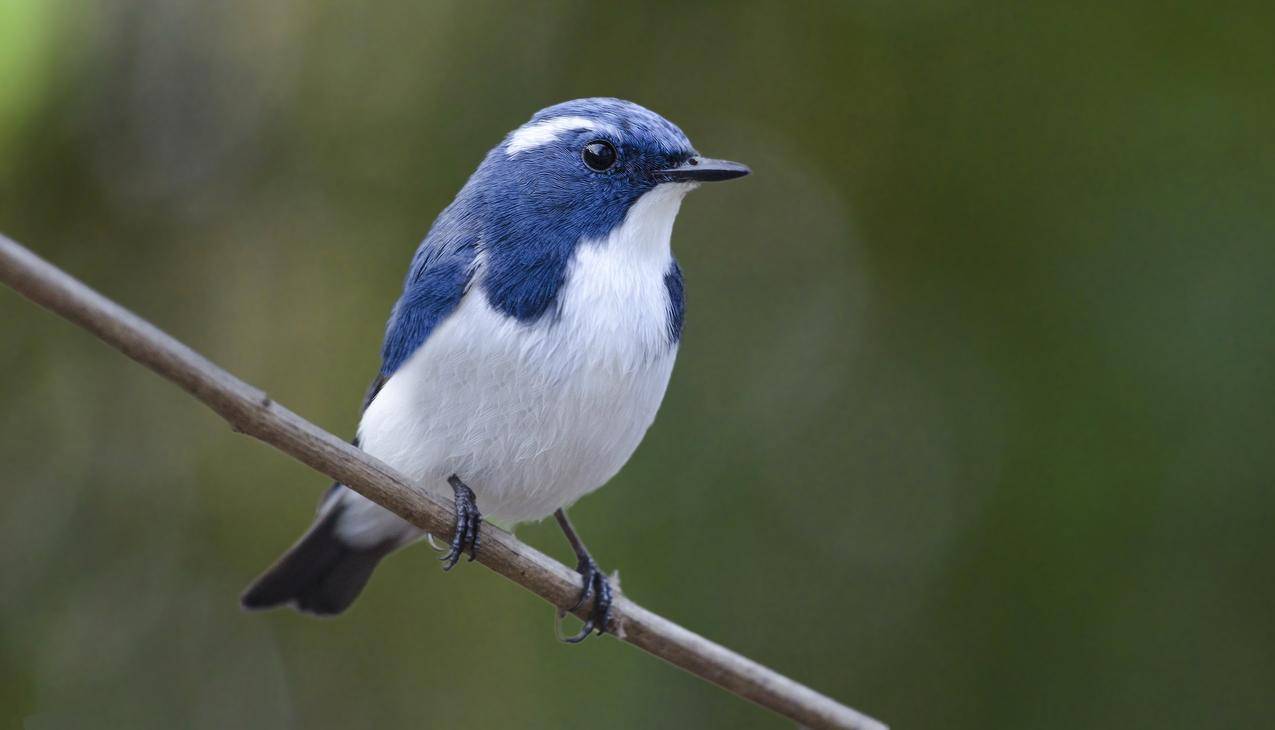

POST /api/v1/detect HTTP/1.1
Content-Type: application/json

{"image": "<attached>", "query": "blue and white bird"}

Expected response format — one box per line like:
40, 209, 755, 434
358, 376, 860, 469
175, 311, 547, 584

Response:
241, 98, 748, 640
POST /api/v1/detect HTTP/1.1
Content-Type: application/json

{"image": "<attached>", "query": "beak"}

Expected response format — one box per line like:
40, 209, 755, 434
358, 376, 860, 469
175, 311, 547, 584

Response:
655, 156, 751, 183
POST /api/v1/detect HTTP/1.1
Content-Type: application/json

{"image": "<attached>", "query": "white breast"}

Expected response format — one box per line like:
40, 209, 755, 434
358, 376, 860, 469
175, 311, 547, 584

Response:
337, 184, 692, 547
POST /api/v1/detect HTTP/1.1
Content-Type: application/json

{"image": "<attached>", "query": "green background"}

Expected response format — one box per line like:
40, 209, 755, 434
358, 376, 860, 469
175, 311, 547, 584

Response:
3, 2, 1272, 728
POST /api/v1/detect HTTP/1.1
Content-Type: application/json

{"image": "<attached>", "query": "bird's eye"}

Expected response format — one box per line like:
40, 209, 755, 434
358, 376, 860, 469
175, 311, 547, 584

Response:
581, 140, 617, 172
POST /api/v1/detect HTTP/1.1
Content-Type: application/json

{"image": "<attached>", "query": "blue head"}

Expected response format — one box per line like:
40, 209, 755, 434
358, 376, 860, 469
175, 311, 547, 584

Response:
379, 99, 747, 376
481, 98, 746, 236
451, 98, 749, 322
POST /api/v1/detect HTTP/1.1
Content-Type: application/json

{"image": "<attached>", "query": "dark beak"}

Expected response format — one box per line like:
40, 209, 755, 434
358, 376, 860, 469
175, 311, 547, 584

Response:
656, 156, 751, 183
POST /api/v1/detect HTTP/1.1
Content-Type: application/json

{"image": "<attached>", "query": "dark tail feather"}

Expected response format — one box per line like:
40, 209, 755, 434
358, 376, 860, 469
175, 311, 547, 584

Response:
241, 504, 394, 616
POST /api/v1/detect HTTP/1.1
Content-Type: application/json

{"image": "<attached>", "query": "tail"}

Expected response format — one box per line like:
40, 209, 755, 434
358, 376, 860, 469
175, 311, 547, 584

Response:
241, 501, 395, 616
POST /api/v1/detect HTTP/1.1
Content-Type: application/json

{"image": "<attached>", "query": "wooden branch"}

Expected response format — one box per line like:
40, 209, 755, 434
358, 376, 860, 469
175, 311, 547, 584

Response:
0, 233, 887, 730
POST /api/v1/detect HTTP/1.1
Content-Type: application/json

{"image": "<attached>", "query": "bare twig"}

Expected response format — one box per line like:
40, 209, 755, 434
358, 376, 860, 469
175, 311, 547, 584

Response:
0, 233, 887, 730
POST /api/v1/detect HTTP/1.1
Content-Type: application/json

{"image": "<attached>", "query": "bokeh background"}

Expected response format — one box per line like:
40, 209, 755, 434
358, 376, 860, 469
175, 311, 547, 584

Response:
3, 2, 1273, 728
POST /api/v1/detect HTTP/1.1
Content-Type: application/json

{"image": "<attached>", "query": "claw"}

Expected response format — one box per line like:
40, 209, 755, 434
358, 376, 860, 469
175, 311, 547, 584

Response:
466, 510, 480, 561
439, 475, 481, 572
552, 508, 614, 644
563, 618, 594, 644
560, 558, 613, 643
569, 561, 595, 612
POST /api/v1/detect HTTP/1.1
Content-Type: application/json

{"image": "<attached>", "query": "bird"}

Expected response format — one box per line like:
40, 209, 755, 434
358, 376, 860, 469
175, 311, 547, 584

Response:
240, 97, 749, 641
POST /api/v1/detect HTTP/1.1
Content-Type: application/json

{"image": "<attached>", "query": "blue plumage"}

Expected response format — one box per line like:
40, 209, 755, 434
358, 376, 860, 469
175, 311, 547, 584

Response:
243, 97, 747, 620
379, 98, 698, 378
379, 217, 477, 375
663, 259, 685, 342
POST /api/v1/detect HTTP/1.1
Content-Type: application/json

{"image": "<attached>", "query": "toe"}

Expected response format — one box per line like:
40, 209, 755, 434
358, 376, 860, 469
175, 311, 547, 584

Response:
569, 563, 595, 611
591, 574, 613, 636
563, 616, 596, 643
465, 516, 481, 561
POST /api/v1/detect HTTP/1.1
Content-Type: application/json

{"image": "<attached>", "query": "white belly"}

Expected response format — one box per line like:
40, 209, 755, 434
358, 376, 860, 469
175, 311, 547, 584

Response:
335, 185, 688, 547
356, 288, 676, 526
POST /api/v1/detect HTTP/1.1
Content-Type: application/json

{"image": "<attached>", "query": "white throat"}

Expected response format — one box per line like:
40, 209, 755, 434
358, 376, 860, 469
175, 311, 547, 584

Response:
590, 181, 694, 260
551, 182, 692, 369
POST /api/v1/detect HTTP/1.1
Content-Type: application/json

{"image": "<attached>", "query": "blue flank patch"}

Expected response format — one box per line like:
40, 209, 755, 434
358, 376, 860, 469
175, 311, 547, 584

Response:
379, 98, 697, 378
664, 259, 685, 342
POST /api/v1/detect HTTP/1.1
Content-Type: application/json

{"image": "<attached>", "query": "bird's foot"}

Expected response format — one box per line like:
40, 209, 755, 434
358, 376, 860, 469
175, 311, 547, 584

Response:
439, 475, 481, 571
559, 556, 613, 643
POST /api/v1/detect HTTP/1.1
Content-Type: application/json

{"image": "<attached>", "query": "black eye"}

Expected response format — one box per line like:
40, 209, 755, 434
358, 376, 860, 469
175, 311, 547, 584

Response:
581, 140, 617, 171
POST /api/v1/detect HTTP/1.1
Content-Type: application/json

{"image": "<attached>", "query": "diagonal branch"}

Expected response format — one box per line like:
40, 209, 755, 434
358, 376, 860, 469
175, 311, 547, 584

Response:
0, 233, 887, 730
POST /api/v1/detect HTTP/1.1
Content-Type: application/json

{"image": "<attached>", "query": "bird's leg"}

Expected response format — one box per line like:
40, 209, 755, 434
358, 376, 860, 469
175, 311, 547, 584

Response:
553, 508, 613, 643
440, 474, 481, 571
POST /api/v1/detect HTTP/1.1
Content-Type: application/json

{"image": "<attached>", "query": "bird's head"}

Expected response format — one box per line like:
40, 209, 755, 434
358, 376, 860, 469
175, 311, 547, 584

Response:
459, 98, 747, 248
502, 97, 748, 192
443, 98, 748, 322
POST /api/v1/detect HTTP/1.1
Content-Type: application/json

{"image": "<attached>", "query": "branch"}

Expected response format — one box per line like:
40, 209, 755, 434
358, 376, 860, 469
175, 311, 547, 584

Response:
0, 233, 887, 730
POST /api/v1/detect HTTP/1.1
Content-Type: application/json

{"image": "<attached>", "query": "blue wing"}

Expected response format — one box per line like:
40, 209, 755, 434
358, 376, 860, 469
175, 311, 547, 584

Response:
377, 214, 478, 382
323, 219, 474, 512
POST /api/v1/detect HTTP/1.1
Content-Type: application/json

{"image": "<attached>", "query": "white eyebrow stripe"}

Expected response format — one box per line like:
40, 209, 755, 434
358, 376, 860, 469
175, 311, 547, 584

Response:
505, 116, 617, 156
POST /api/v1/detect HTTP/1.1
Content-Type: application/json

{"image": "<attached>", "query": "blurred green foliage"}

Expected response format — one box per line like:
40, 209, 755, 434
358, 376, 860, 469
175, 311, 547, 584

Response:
3, 2, 1273, 728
